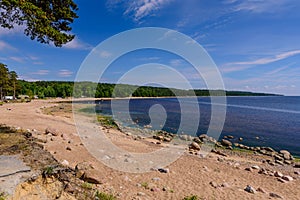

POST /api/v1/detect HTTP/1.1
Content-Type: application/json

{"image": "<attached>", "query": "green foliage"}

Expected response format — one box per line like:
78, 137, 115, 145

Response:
81, 182, 93, 190
183, 195, 199, 200
97, 115, 118, 129
0, 0, 78, 46
94, 191, 116, 200
0, 192, 6, 200
42, 166, 54, 178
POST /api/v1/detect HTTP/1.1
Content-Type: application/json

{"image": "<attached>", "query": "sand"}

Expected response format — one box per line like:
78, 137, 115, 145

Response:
0, 99, 299, 200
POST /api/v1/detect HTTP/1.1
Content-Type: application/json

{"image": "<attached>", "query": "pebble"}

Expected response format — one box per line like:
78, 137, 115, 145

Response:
152, 177, 160, 181
244, 185, 256, 194
190, 142, 201, 150
282, 175, 293, 182
66, 146, 72, 151
137, 192, 145, 196
251, 165, 260, 170
274, 171, 283, 178
269, 192, 283, 199
158, 168, 169, 173
221, 182, 229, 188
257, 187, 266, 193
209, 181, 218, 188
61, 159, 69, 166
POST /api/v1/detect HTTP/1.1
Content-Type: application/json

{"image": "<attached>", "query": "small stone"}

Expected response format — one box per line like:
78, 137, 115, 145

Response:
279, 150, 291, 160
257, 187, 266, 193
137, 192, 145, 196
61, 159, 69, 166
190, 142, 201, 150
282, 175, 293, 181
294, 163, 300, 168
66, 146, 71, 151
294, 171, 300, 175
45, 127, 59, 136
251, 165, 260, 170
221, 139, 232, 147
284, 160, 292, 165
269, 192, 283, 199
152, 177, 160, 181
245, 167, 253, 172
221, 182, 229, 187
158, 168, 169, 173
150, 187, 160, 192
277, 178, 287, 183
209, 181, 218, 188
239, 137, 243, 141
82, 170, 101, 184
244, 185, 256, 194
274, 171, 283, 178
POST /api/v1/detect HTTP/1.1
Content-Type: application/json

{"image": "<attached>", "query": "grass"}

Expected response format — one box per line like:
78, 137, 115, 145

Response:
141, 182, 149, 189
183, 195, 199, 200
81, 182, 93, 190
0, 192, 6, 200
97, 115, 119, 129
95, 191, 116, 200
294, 156, 300, 163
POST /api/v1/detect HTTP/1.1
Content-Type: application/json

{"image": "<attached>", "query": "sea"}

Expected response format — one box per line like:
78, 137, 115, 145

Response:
79, 96, 300, 156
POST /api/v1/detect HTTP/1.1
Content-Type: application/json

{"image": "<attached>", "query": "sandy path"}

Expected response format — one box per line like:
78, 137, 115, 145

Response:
0, 100, 300, 200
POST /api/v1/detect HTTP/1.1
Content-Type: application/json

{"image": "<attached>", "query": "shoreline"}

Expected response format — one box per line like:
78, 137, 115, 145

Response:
0, 99, 299, 199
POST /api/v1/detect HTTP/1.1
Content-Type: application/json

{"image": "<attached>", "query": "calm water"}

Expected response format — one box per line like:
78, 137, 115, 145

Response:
83, 96, 300, 156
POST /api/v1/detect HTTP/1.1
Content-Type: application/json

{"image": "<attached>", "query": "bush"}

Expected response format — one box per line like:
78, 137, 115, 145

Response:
183, 195, 199, 200
95, 191, 116, 200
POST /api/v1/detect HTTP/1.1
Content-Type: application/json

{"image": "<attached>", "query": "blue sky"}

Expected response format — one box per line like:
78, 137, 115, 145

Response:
0, 0, 300, 95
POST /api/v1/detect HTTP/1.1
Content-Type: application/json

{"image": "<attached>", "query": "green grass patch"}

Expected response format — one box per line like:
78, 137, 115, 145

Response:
94, 191, 116, 200
183, 195, 199, 200
97, 115, 118, 129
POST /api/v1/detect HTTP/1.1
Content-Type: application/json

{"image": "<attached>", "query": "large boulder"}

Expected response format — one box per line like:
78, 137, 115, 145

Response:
221, 139, 232, 147
279, 150, 291, 160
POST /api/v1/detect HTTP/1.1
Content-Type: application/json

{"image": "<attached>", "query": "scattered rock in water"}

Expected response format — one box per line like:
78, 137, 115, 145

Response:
244, 185, 256, 194
269, 192, 283, 199
45, 127, 59, 136
239, 137, 243, 141
227, 135, 234, 139
221, 139, 232, 147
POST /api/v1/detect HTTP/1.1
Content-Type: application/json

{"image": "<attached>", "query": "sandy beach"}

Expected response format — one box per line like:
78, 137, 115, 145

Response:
0, 99, 299, 200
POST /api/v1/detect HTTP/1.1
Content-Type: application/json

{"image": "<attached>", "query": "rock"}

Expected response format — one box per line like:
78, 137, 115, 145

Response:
137, 192, 146, 196
275, 160, 284, 165
75, 162, 93, 178
251, 165, 260, 170
244, 185, 256, 194
274, 171, 283, 177
61, 159, 69, 167
284, 160, 292, 165
257, 187, 266, 193
294, 163, 300, 168
150, 187, 160, 192
277, 178, 287, 183
279, 150, 291, 160
239, 137, 243, 141
193, 137, 202, 144
45, 127, 59, 136
227, 135, 234, 139
82, 171, 101, 184
158, 168, 169, 173
269, 192, 283, 199
190, 142, 201, 150
221, 182, 229, 187
282, 175, 293, 181
245, 167, 253, 172
274, 154, 284, 161
66, 146, 71, 151
221, 139, 232, 147
294, 171, 300, 175
152, 177, 160, 181
264, 147, 275, 152
209, 181, 218, 188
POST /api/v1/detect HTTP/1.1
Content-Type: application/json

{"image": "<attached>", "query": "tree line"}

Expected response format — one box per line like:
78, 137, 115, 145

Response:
0, 63, 18, 100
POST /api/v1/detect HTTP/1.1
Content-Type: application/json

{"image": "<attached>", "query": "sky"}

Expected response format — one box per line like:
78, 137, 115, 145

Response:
0, 0, 300, 95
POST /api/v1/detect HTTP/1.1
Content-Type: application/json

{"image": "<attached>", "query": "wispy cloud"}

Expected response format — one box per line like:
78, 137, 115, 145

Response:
0, 40, 16, 51
108, 0, 173, 22
63, 37, 92, 50
225, 0, 291, 14
32, 70, 50, 75
223, 50, 300, 73
0, 25, 24, 36
58, 69, 73, 77
9, 56, 24, 63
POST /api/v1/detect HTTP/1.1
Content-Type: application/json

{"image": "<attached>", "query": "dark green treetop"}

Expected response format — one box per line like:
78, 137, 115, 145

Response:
0, 0, 78, 47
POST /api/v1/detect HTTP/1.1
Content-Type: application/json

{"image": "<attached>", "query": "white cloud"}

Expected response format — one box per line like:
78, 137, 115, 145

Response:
63, 37, 92, 50
58, 69, 73, 77
0, 25, 24, 36
31, 70, 50, 75
9, 56, 24, 63
108, 0, 173, 21
228, 0, 291, 13
223, 50, 300, 73
0, 40, 16, 51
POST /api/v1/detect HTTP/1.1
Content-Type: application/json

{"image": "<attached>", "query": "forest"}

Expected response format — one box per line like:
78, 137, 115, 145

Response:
0, 63, 279, 100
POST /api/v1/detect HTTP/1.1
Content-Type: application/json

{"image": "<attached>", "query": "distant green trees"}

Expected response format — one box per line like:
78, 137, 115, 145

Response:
0, 63, 20, 100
